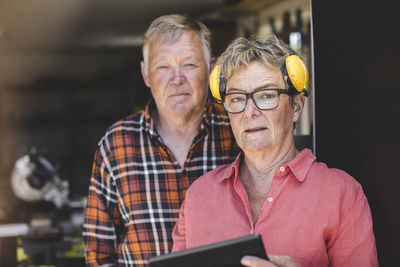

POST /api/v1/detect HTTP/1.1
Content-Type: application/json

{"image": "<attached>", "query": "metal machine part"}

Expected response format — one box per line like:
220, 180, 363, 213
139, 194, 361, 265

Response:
11, 150, 69, 209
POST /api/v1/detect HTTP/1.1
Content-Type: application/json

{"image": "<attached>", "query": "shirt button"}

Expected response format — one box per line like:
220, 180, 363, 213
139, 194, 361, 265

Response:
267, 197, 273, 202
280, 166, 285, 172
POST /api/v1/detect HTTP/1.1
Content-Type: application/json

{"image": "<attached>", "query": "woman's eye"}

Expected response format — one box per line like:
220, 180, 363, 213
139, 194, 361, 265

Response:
262, 94, 272, 99
231, 96, 245, 103
259, 93, 275, 100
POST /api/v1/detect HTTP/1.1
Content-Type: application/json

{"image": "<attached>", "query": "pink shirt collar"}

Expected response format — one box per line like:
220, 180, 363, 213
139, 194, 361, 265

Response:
219, 148, 316, 183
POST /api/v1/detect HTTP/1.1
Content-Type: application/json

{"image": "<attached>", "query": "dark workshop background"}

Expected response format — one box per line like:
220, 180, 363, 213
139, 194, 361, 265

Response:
312, 0, 399, 266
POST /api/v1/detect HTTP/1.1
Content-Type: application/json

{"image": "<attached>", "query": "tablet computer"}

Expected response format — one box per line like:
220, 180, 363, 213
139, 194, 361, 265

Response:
148, 233, 268, 267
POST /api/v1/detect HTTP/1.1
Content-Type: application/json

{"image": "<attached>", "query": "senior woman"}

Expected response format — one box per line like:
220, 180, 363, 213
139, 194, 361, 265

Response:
172, 36, 378, 267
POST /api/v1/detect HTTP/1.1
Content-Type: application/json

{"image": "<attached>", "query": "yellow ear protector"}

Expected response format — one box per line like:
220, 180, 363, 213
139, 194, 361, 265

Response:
282, 54, 309, 96
209, 64, 225, 103
209, 54, 309, 103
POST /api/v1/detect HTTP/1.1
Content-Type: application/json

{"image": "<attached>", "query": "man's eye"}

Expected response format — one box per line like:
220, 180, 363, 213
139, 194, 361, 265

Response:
184, 63, 196, 68
157, 65, 169, 69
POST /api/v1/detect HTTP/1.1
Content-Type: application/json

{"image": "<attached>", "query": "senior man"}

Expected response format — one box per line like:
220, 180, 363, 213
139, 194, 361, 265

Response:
172, 36, 378, 267
83, 14, 238, 266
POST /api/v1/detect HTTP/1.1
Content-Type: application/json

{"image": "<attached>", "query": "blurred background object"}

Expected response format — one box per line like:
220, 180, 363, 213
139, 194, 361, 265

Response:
11, 148, 69, 208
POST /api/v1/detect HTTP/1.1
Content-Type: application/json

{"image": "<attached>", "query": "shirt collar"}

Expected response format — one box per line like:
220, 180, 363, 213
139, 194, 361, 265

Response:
199, 98, 213, 130
287, 149, 316, 182
143, 98, 214, 137
219, 149, 316, 183
219, 152, 242, 182
143, 99, 158, 137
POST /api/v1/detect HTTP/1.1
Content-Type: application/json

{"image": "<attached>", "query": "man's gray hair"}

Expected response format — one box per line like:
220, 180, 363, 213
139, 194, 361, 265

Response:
217, 36, 292, 81
142, 14, 211, 73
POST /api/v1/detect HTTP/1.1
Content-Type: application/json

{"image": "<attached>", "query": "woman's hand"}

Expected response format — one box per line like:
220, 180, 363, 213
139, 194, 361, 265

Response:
241, 255, 302, 267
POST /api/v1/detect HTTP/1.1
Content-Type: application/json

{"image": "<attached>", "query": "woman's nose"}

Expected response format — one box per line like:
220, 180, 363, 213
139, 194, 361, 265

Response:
244, 96, 261, 116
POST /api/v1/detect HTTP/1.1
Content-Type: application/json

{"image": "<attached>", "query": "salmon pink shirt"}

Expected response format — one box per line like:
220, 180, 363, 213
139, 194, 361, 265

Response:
172, 149, 378, 267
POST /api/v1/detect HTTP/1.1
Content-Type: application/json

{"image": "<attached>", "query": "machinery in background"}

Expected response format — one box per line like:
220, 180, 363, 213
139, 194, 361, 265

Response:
3, 148, 87, 266
11, 148, 69, 209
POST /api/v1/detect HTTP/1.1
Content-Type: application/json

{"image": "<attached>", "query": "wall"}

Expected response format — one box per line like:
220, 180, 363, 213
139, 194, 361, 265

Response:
312, 0, 400, 265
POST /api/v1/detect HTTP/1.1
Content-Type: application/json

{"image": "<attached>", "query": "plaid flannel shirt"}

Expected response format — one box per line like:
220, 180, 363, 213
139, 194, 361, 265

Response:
83, 99, 238, 266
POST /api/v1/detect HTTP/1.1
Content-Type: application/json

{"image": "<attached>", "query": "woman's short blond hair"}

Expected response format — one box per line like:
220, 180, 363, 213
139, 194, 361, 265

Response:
217, 36, 292, 81
142, 14, 211, 73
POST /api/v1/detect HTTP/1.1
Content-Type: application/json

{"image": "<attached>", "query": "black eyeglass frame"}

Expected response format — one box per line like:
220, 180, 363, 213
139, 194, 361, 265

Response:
223, 88, 292, 114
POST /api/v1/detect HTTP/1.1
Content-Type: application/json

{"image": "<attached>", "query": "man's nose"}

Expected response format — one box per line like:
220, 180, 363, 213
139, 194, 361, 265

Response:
170, 67, 185, 85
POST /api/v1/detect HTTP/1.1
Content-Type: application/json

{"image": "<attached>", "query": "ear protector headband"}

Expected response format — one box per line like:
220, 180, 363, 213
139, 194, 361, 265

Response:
209, 54, 309, 103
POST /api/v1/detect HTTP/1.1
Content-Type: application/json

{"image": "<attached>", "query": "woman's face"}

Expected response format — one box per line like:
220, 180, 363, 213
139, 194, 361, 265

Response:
226, 61, 303, 154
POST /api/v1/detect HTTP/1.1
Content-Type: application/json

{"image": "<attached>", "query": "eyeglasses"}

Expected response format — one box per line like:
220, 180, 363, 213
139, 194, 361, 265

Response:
223, 89, 290, 114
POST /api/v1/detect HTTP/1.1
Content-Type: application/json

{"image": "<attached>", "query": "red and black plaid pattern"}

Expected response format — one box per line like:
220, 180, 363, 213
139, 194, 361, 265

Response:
83, 99, 238, 266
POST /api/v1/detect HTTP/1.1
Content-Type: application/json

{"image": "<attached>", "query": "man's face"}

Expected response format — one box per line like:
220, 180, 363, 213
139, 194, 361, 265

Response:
226, 61, 299, 153
141, 31, 209, 120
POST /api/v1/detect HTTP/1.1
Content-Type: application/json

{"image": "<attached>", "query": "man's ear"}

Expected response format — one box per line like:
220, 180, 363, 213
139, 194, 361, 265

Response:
141, 61, 151, 88
209, 57, 216, 74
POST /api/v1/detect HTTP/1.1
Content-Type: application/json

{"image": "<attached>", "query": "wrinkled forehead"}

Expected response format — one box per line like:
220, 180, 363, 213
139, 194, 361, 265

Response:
228, 61, 282, 80
226, 61, 285, 90
225, 58, 282, 80
149, 31, 203, 54
145, 33, 207, 70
